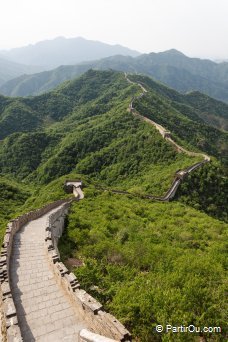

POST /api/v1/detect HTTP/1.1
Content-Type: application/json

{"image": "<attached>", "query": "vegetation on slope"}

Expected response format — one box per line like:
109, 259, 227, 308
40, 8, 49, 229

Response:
0, 70, 129, 139
60, 191, 227, 341
0, 70, 202, 197
130, 73, 228, 131
0, 64, 90, 97
184, 91, 228, 131
0, 176, 31, 240
0, 132, 60, 179
32, 105, 200, 194
177, 163, 228, 222
130, 74, 228, 165
0, 70, 227, 217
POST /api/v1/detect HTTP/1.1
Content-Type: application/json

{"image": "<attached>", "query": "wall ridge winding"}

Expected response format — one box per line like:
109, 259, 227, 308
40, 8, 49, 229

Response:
120, 73, 210, 201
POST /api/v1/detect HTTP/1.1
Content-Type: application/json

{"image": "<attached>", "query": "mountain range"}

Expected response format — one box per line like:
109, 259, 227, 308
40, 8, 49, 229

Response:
0, 69, 227, 176
0, 37, 139, 87
1, 46, 228, 105
0, 36, 140, 68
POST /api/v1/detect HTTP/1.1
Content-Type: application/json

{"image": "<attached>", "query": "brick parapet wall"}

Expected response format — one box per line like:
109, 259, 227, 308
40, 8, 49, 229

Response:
0, 196, 131, 341
79, 329, 118, 342
0, 198, 70, 342
46, 203, 131, 342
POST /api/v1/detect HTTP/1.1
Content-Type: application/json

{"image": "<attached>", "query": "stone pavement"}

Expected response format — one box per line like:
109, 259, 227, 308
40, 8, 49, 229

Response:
10, 205, 88, 342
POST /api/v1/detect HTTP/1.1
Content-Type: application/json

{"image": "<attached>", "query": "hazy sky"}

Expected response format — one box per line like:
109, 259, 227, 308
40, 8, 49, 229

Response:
1, 0, 227, 59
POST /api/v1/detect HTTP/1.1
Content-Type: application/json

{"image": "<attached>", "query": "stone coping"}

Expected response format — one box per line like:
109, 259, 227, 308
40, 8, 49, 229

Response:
0, 198, 71, 341
79, 329, 118, 342
0, 195, 131, 341
46, 202, 131, 342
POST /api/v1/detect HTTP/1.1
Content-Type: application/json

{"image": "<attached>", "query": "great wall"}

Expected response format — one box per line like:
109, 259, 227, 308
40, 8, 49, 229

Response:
0, 183, 131, 341
95, 74, 210, 201
0, 73, 211, 341
111, 74, 211, 201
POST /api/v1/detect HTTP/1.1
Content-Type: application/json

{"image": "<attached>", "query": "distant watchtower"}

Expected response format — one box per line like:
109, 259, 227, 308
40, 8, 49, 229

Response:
162, 131, 171, 139
175, 170, 188, 180
64, 180, 82, 193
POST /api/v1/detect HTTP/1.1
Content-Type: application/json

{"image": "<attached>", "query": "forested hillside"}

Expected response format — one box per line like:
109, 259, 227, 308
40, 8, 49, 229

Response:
0, 176, 31, 237
177, 163, 228, 221
0, 70, 227, 204
130, 75, 228, 163
60, 190, 227, 341
0, 70, 227, 341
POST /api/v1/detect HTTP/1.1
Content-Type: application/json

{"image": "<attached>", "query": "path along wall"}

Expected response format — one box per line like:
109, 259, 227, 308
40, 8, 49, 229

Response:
46, 202, 131, 342
0, 197, 131, 341
0, 198, 70, 341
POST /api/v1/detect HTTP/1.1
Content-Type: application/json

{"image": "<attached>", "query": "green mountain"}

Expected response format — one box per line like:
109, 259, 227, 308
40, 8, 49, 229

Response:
0, 69, 227, 218
0, 71, 199, 188
130, 74, 228, 159
0, 70, 227, 341
1, 49, 228, 106
0, 64, 91, 97
0, 70, 226, 159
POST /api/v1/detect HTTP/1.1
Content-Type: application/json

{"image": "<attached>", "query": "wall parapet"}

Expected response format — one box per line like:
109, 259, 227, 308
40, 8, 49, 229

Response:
0, 192, 131, 341
79, 329, 119, 342
0, 198, 72, 341
46, 202, 132, 342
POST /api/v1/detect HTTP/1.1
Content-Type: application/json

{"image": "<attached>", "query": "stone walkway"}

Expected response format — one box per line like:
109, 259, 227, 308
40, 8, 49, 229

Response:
10, 206, 88, 342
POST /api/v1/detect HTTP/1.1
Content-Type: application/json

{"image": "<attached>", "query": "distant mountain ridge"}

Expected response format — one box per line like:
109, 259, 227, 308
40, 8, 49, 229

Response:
1, 49, 228, 106
0, 56, 43, 86
0, 36, 140, 68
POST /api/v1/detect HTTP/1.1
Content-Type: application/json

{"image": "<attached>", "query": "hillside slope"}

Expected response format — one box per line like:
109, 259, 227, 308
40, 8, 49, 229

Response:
0, 71, 200, 196
59, 191, 227, 341
1, 66, 227, 135
130, 74, 228, 162
0, 70, 227, 217
0, 176, 31, 237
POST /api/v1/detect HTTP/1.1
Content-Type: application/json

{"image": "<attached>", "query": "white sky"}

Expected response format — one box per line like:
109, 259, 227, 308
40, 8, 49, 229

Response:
0, 0, 227, 59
